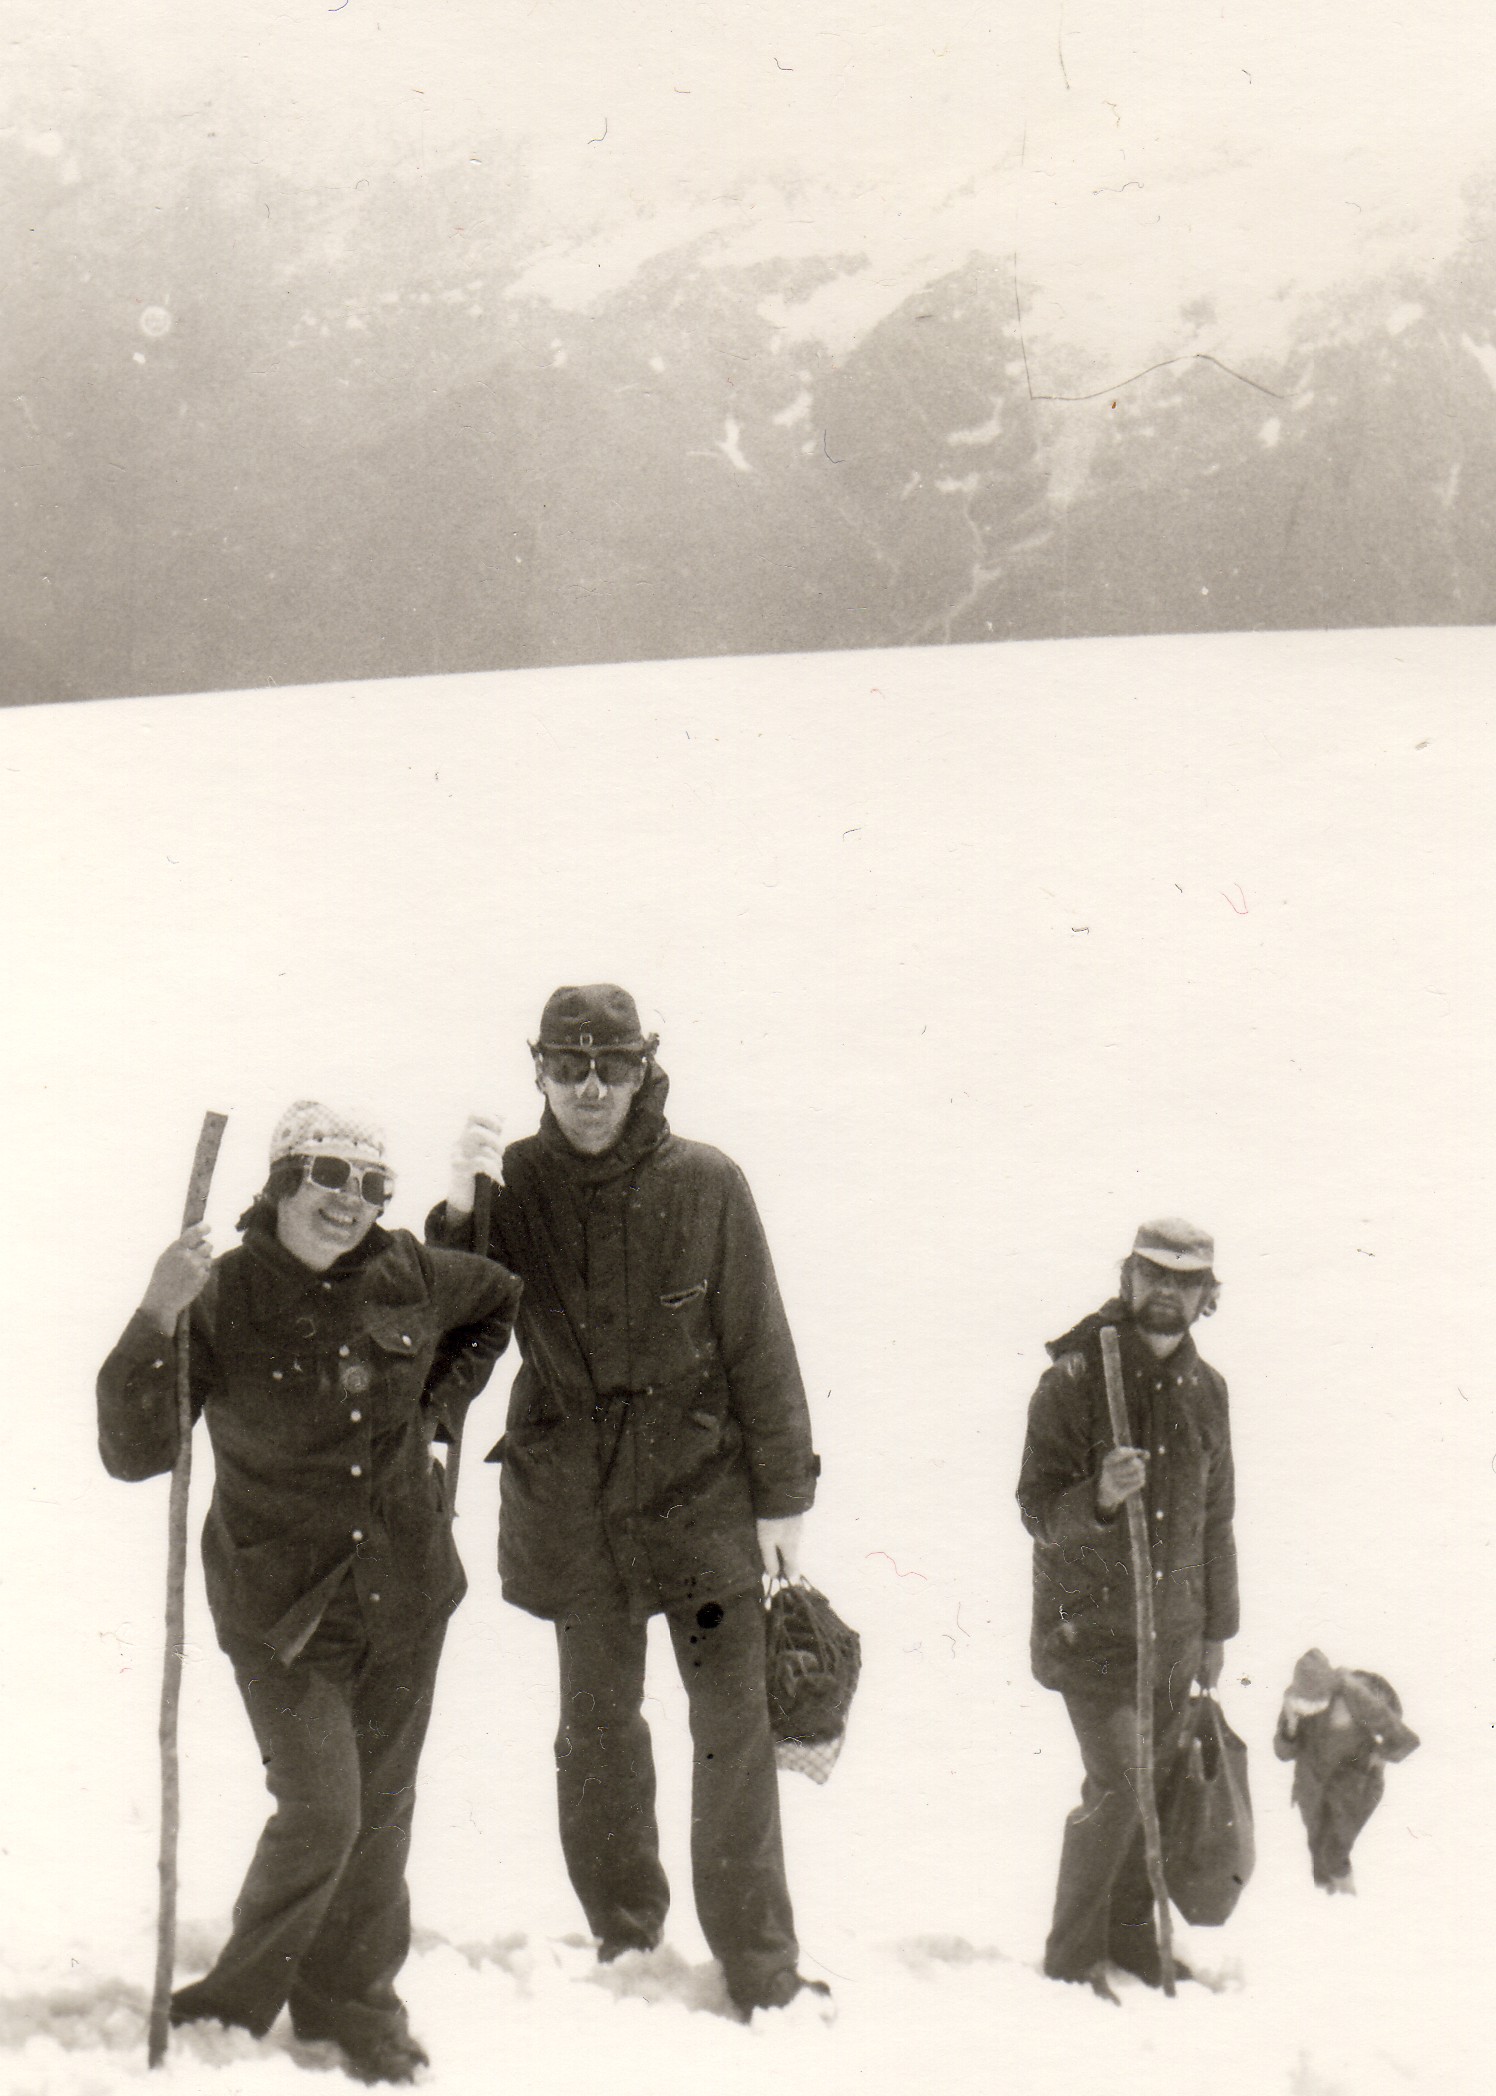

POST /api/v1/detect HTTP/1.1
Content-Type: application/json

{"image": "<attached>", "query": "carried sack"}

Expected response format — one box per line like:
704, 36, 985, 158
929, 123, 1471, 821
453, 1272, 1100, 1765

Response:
764, 1579, 862, 1785
1160, 1692, 1255, 1925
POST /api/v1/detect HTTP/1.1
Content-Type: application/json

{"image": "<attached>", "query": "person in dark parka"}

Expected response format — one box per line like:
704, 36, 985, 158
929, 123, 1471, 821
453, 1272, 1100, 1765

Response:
1017, 1218, 1239, 1999
1274, 1649, 1419, 1892
428, 985, 827, 2020
98, 1102, 521, 2085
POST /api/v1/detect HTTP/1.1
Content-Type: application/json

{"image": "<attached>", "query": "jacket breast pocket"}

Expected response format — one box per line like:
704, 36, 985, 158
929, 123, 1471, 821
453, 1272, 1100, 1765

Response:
366, 1313, 432, 1409
657, 1279, 715, 1372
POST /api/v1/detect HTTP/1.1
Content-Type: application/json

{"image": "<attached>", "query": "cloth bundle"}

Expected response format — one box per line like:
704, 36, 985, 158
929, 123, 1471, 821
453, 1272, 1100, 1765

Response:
1160, 1691, 1255, 1925
764, 1580, 862, 1784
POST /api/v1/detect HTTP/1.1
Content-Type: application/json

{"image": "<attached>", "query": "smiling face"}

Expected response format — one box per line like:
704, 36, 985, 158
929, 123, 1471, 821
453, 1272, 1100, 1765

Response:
537, 1054, 647, 1156
275, 1159, 381, 1271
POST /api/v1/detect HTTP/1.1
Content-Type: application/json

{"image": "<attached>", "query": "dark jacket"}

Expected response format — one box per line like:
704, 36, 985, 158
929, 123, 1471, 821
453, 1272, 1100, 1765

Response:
1274, 1668, 1419, 1781
98, 1224, 521, 1662
427, 1065, 817, 1620
1016, 1301, 1238, 1696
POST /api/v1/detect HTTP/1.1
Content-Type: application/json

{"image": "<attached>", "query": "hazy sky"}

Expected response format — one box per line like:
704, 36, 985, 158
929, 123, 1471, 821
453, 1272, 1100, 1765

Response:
15, 2, 1496, 376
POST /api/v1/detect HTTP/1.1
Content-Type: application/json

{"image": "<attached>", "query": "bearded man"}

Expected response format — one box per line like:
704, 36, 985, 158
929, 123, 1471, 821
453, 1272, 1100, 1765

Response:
1017, 1219, 1238, 1998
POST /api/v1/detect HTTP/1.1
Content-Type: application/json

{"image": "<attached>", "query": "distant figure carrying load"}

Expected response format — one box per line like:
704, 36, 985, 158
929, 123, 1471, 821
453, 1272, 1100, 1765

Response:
1274, 1650, 1419, 1894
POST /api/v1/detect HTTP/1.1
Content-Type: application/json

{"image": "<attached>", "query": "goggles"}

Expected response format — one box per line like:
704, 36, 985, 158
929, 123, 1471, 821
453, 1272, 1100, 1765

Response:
538, 1047, 648, 1087
297, 1153, 392, 1207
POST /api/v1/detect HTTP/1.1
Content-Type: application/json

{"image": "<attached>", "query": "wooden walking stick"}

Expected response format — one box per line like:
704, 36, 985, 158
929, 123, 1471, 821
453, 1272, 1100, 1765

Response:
440, 1171, 491, 1522
1098, 1324, 1176, 1998
147, 1111, 228, 2068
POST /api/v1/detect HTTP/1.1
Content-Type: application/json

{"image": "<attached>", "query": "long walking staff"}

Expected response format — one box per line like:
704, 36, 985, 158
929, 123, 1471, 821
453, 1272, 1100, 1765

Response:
147, 1111, 229, 2068
441, 1170, 491, 1522
1098, 1324, 1176, 1997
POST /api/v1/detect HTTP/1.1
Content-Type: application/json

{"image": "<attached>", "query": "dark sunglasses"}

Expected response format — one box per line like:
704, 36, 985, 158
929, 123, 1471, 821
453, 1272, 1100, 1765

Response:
539, 1048, 647, 1087
299, 1154, 392, 1206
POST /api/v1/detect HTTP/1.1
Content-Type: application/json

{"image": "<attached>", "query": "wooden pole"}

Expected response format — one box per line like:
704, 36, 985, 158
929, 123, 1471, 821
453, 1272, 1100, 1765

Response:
1098, 1324, 1176, 1997
441, 1172, 491, 1522
147, 1112, 228, 2068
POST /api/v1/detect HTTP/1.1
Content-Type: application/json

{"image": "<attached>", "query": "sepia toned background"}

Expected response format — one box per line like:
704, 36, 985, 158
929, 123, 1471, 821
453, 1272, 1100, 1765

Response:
8, 1, 1496, 704
5, 3, 1494, 2087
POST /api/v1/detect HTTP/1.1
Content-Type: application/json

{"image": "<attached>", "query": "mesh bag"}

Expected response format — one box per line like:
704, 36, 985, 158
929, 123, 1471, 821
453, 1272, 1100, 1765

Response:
775, 1731, 848, 1784
765, 1579, 862, 1784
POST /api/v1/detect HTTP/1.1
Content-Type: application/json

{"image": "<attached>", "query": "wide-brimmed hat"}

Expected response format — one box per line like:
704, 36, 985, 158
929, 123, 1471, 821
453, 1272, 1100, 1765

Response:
532, 984, 657, 1055
269, 1100, 388, 1169
1131, 1217, 1215, 1273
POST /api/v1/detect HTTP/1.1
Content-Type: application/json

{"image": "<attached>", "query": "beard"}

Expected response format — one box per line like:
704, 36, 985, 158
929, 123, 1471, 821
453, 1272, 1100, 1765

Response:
1133, 1296, 1191, 1333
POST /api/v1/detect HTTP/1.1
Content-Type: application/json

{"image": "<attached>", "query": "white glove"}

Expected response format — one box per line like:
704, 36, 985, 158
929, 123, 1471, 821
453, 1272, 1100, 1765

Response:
446, 1112, 506, 1218
757, 1514, 805, 1581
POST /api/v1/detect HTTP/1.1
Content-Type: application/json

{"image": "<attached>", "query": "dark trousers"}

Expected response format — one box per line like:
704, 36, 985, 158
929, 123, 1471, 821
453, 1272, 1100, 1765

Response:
1295, 1760, 1385, 1884
173, 1583, 446, 2050
1045, 1667, 1195, 1983
553, 1589, 797, 2008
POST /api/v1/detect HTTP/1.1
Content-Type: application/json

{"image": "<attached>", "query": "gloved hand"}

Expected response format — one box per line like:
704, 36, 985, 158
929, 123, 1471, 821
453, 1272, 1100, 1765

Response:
447, 1112, 506, 1218
757, 1515, 805, 1580
140, 1224, 214, 1337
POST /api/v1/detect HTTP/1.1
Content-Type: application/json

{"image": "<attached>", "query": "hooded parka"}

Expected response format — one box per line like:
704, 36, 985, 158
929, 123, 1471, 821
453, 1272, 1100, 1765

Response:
428, 1064, 817, 1621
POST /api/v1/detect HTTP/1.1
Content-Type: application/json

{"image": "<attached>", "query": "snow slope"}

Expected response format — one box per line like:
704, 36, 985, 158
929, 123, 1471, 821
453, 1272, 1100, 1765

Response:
1, 632, 1491, 2092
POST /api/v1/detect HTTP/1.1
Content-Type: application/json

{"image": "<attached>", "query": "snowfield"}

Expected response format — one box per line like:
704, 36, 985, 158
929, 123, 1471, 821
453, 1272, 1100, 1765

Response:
2, 636, 1491, 2093
1, 1684, 1484, 2096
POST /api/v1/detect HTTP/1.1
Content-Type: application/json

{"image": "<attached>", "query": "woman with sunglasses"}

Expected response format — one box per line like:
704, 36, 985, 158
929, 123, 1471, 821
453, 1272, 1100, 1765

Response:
97, 1101, 521, 2085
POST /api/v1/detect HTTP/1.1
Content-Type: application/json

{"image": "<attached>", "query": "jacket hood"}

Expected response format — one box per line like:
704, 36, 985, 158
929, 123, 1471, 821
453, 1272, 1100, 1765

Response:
1045, 1296, 1129, 1362
1046, 1296, 1201, 1374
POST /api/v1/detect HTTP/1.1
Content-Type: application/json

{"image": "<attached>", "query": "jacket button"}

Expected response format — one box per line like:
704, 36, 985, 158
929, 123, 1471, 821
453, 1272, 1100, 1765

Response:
338, 1344, 350, 1359
272, 1371, 283, 1382
1154, 1569, 1164, 1582
351, 1529, 364, 1542
370, 1592, 381, 1603
350, 1464, 363, 1478
350, 1410, 362, 1423
322, 1281, 332, 1291
401, 1334, 411, 1346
